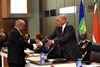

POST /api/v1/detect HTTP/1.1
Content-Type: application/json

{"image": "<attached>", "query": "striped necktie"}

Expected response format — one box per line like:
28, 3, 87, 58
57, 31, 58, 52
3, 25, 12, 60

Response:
60, 27, 64, 51
19, 31, 22, 36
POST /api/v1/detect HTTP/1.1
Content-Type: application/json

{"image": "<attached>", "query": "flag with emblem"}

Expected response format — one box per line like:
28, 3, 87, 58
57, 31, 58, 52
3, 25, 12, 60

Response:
93, 0, 100, 43
78, 0, 86, 41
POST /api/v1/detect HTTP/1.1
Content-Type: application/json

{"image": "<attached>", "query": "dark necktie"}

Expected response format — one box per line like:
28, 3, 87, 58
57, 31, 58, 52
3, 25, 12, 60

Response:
60, 27, 64, 51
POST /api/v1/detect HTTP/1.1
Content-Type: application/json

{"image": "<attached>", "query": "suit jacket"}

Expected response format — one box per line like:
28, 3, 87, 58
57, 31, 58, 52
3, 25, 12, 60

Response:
34, 46, 47, 53
79, 39, 92, 61
24, 39, 36, 50
0, 35, 5, 50
0, 35, 8, 49
34, 45, 53, 53
25, 39, 36, 45
8, 28, 33, 64
30, 39, 36, 45
42, 22, 82, 60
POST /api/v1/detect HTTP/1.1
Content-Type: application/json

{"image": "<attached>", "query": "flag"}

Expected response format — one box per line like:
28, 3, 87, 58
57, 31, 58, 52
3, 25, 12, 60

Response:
93, 0, 100, 43
78, 0, 86, 41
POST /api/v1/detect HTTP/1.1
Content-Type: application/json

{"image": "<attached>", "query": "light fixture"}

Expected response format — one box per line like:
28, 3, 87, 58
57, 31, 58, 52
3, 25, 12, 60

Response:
10, 0, 27, 14
59, 6, 77, 14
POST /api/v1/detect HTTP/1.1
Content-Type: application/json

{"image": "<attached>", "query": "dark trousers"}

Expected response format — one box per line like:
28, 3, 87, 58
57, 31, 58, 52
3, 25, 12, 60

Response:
8, 63, 25, 67
60, 50, 70, 60
59, 50, 64, 58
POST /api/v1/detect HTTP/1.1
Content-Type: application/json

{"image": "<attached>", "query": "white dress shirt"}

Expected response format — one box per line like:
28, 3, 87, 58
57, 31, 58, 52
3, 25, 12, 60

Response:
26, 39, 37, 50
40, 23, 67, 45
62, 23, 66, 33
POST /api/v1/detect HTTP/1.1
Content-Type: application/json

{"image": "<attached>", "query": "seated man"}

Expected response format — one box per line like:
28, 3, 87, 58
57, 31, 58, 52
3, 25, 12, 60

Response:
0, 33, 8, 49
78, 32, 92, 61
24, 33, 36, 50
24, 33, 36, 44
0, 27, 8, 48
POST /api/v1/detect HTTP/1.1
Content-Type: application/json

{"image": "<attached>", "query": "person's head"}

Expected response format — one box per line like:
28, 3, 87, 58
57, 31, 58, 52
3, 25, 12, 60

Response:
81, 32, 87, 40
1, 33, 6, 40
15, 19, 25, 31
35, 34, 43, 43
0, 27, 4, 33
25, 33, 30, 40
56, 15, 67, 27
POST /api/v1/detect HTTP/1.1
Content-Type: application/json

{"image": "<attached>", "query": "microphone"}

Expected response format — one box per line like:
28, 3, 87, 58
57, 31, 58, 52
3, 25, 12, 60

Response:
47, 47, 54, 59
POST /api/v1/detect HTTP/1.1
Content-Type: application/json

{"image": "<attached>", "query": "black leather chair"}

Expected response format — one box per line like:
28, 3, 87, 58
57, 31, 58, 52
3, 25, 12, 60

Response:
89, 43, 100, 63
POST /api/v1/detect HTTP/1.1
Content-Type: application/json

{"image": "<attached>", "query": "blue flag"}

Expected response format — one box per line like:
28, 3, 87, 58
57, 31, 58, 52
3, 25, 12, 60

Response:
78, 0, 86, 41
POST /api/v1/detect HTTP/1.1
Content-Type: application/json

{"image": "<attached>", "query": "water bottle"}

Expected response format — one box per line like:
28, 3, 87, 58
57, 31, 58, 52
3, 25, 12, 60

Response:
76, 58, 82, 67
46, 46, 49, 52
40, 52, 45, 64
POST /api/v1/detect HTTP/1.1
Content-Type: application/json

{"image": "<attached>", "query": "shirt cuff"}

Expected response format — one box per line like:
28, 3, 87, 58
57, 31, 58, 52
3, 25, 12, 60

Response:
32, 44, 37, 49
40, 41, 43, 46
52, 40, 54, 44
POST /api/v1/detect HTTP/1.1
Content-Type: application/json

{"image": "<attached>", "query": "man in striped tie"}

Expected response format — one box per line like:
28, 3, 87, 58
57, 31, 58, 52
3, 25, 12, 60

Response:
37, 15, 82, 60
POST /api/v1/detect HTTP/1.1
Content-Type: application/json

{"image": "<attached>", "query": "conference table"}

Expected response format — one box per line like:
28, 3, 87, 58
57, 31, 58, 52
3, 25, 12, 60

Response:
0, 48, 77, 67
1, 48, 100, 67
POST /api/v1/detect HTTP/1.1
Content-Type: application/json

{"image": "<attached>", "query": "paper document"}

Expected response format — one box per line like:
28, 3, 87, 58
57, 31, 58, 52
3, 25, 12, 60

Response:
24, 49, 33, 53
53, 63, 76, 67
26, 57, 40, 61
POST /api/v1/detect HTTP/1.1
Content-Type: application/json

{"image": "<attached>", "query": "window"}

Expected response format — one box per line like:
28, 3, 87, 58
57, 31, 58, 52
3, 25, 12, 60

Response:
59, 6, 77, 14
10, 0, 27, 14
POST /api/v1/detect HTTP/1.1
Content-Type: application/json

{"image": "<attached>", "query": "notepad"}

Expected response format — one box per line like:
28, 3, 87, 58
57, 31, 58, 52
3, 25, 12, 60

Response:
82, 65, 100, 67
53, 63, 76, 67
26, 57, 40, 61
24, 49, 33, 53
33, 54, 40, 56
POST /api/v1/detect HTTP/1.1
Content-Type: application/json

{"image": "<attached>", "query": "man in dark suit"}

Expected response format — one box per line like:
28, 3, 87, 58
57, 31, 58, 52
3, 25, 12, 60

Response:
24, 33, 36, 45
78, 32, 92, 61
24, 33, 36, 50
37, 15, 82, 60
8, 19, 33, 67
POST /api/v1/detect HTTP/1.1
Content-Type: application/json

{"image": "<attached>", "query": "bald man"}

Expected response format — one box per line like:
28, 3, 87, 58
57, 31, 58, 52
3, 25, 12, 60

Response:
37, 15, 82, 60
8, 19, 33, 67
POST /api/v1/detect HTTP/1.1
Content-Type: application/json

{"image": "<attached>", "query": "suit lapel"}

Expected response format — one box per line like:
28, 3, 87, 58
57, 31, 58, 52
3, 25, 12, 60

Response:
63, 22, 68, 36
56, 27, 61, 37
13, 28, 24, 40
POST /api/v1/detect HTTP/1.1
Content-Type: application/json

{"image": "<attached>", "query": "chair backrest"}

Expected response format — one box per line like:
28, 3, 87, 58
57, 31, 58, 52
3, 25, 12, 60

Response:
89, 43, 100, 63
88, 43, 100, 52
